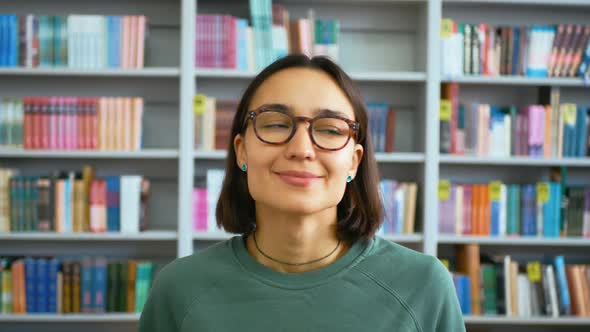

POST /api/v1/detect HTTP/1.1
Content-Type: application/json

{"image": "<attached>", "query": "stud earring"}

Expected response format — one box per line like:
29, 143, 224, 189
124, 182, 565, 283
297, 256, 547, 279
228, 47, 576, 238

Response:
346, 175, 352, 183
241, 164, 248, 172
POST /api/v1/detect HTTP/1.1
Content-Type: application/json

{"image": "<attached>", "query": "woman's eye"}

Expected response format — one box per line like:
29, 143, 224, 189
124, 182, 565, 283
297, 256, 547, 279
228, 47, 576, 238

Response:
316, 127, 344, 135
263, 123, 290, 129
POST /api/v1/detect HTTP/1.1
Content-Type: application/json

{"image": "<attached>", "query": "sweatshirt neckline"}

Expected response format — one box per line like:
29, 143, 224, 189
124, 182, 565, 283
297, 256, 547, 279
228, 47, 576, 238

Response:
231, 234, 372, 289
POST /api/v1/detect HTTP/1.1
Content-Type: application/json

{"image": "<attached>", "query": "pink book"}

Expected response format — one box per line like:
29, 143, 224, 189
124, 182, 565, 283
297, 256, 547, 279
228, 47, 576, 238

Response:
136, 16, 146, 68
193, 188, 208, 231
69, 97, 78, 150
122, 98, 132, 150
89, 98, 98, 150
120, 16, 130, 69
76, 98, 85, 150
107, 98, 117, 151
132, 98, 143, 150
90, 179, 106, 232
98, 98, 107, 150
129, 16, 138, 68
224, 16, 237, 69
22, 97, 30, 149
55, 97, 64, 150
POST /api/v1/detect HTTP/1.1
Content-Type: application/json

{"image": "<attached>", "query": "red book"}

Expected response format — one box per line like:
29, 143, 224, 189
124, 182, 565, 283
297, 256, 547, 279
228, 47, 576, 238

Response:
224, 16, 237, 69
48, 97, 57, 150
23, 97, 31, 149
40, 97, 49, 149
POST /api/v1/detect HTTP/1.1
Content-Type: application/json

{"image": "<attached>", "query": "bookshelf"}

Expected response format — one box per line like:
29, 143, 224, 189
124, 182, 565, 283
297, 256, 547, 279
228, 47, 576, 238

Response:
0, 0, 588, 331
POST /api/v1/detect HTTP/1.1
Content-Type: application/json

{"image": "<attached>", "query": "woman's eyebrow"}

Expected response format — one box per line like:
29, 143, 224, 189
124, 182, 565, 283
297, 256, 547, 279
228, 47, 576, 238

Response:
313, 108, 353, 120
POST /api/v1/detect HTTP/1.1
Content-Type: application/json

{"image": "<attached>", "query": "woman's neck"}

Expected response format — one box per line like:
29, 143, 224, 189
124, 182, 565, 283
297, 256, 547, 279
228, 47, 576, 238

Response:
245, 204, 349, 274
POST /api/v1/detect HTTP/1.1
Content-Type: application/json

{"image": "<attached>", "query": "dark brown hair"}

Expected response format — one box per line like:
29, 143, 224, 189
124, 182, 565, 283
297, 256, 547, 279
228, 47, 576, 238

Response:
215, 54, 383, 244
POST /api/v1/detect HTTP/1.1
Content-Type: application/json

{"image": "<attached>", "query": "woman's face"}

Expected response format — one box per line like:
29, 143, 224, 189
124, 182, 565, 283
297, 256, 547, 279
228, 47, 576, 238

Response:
234, 68, 364, 215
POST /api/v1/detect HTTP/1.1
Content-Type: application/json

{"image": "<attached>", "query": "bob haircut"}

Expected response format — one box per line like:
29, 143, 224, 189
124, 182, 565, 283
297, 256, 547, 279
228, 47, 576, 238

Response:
216, 54, 383, 244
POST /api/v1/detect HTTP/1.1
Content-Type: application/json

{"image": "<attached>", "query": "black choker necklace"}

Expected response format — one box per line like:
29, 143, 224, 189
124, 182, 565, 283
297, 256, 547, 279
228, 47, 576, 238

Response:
252, 230, 341, 267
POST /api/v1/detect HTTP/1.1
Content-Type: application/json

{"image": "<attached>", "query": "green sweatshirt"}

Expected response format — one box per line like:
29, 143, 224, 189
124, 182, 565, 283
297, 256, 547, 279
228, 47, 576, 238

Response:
139, 235, 465, 332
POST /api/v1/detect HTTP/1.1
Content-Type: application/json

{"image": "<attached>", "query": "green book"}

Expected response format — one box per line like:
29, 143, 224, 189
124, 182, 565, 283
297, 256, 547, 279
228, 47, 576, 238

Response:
117, 262, 127, 312
106, 262, 118, 312
481, 264, 497, 315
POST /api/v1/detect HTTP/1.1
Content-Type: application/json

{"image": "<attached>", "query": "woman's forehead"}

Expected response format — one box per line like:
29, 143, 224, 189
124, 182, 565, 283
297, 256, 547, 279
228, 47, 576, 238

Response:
249, 68, 355, 119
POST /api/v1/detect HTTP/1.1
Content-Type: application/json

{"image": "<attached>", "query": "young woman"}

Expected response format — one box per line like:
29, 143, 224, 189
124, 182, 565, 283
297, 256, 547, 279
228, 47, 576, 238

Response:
139, 55, 465, 332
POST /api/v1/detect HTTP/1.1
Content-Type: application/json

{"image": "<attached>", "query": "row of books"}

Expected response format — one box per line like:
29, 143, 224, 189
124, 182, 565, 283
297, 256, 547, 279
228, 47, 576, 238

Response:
195, 3, 339, 71
0, 167, 150, 234
440, 84, 590, 158
441, 20, 590, 79
443, 244, 590, 317
193, 95, 398, 153
0, 97, 144, 151
193, 95, 238, 151
438, 179, 590, 238
0, 14, 147, 69
377, 180, 417, 235
0, 257, 154, 314
193, 169, 224, 233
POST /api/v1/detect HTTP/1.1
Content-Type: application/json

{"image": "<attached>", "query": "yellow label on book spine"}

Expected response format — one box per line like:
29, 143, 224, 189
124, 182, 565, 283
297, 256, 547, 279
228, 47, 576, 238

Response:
438, 180, 451, 201
563, 104, 576, 125
527, 262, 542, 282
193, 94, 207, 115
537, 182, 549, 203
440, 100, 451, 121
441, 19, 453, 38
489, 181, 502, 201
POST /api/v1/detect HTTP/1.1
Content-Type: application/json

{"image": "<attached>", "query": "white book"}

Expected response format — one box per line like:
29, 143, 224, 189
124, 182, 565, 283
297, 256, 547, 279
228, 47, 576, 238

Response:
504, 255, 512, 316
202, 97, 216, 150
26, 15, 34, 67
245, 27, 256, 72
120, 175, 142, 233
67, 16, 77, 68
546, 265, 560, 317
517, 274, 531, 317
395, 184, 405, 234
206, 169, 226, 233
504, 115, 511, 157
536, 188, 544, 237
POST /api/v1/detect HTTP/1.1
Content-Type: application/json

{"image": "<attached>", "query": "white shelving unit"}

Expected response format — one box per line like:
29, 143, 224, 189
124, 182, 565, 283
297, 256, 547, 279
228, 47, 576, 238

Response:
1, 0, 589, 331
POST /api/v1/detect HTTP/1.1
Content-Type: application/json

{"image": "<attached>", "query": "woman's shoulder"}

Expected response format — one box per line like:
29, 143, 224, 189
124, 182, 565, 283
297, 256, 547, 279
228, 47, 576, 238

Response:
355, 236, 451, 293
152, 236, 243, 293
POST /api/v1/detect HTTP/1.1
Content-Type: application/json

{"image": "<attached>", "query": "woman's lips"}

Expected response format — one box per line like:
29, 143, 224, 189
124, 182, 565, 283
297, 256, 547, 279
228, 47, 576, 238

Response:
275, 171, 322, 187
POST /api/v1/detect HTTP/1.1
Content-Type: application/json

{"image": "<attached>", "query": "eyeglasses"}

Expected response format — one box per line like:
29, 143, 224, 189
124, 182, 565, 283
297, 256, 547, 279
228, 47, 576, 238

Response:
244, 106, 360, 151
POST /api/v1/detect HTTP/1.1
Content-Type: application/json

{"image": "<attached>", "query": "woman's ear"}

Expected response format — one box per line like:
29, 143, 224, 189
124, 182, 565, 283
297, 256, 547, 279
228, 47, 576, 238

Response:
234, 133, 247, 167
349, 143, 364, 179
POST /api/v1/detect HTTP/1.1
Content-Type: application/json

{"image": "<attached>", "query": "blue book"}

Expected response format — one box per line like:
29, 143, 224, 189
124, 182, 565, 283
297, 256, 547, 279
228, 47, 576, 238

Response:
0, 15, 6, 66
551, 183, 562, 235
112, 17, 121, 69
93, 258, 107, 312
236, 19, 248, 70
24, 257, 37, 313
576, 107, 587, 157
48, 258, 59, 313
8, 15, 18, 66
36, 258, 49, 312
490, 194, 500, 236
452, 276, 465, 313
81, 258, 94, 312
511, 27, 520, 75
554, 256, 571, 315
106, 176, 120, 232
521, 184, 536, 236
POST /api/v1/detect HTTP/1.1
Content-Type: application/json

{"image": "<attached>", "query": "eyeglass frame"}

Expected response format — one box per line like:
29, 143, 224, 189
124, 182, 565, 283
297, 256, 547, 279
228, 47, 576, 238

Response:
242, 106, 360, 151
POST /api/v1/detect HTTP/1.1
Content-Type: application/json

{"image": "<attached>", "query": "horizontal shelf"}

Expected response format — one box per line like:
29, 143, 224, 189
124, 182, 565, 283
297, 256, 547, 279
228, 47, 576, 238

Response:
0, 67, 180, 77
445, 0, 590, 6
195, 68, 427, 82
439, 155, 590, 167
193, 232, 423, 243
193, 232, 233, 241
380, 233, 423, 243
195, 150, 425, 163
442, 75, 588, 87
0, 231, 177, 241
0, 313, 140, 322
0, 149, 179, 159
463, 315, 590, 326
438, 235, 590, 247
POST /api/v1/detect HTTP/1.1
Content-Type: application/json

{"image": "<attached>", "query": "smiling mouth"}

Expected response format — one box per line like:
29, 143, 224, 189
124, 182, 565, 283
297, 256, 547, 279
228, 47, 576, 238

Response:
275, 172, 322, 187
